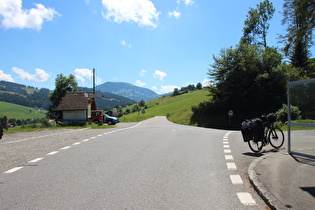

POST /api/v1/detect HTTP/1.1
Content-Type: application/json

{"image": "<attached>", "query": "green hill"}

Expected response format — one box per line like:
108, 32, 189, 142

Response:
0, 101, 47, 120
121, 89, 210, 125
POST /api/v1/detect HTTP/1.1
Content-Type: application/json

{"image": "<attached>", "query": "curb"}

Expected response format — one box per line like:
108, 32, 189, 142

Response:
248, 153, 288, 210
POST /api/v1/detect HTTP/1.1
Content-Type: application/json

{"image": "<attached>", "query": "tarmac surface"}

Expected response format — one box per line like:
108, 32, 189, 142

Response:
248, 149, 315, 210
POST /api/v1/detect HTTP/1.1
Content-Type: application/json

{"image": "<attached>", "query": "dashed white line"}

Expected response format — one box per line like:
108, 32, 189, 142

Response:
224, 149, 232, 153
4, 167, 23, 174
225, 155, 234, 160
223, 141, 229, 144
223, 145, 230, 148
47, 151, 59, 155
227, 162, 237, 170
230, 175, 243, 185
28, 158, 43, 163
60, 146, 71, 150
237, 192, 257, 206
72, 142, 81, 146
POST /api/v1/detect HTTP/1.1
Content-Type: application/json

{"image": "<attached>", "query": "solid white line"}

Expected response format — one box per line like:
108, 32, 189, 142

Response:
237, 192, 257, 206
225, 155, 234, 160
47, 151, 59, 155
230, 175, 243, 185
224, 149, 231, 153
28, 158, 43, 163
223, 145, 230, 148
60, 146, 71, 150
4, 167, 23, 174
227, 162, 237, 170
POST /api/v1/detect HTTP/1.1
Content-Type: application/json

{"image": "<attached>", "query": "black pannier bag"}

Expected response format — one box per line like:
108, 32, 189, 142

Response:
241, 118, 263, 142
267, 113, 276, 123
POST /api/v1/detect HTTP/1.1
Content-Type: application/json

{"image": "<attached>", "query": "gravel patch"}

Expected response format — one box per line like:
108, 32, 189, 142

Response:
0, 123, 138, 173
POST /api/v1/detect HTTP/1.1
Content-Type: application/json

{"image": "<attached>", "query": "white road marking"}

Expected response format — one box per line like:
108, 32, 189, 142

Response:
82, 139, 89, 142
223, 138, 228, 141
223, 145, 230, 148
72, 142, 81, 146
60, 146, 71, 150
28, 158, 43, 163
230, 175, 243, 185
4, 167, 23, 174
237, 192, 257, 206
97, 134, 102, 137
225, 155, 234, 160
47, 151, 59, 155
226, 162, 237, 170
90, 137, 96, 139
224, 149, 231, 153
223, 141, 229, 144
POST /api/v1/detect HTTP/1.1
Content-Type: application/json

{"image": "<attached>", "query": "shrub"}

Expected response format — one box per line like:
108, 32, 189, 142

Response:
277, 104, 301, 123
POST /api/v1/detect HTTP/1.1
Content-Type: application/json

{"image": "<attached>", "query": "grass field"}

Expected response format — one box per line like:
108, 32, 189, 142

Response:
0, 101, 47, 120
120, 89, 210, 125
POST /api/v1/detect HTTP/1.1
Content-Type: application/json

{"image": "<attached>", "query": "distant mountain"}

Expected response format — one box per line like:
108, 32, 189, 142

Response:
0, 81, 137, 110
96, 82, 160, 102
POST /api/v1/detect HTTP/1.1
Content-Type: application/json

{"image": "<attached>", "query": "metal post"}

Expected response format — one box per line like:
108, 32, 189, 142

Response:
287, 82, 291, 154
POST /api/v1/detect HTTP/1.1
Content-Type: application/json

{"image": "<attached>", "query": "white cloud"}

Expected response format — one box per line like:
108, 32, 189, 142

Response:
180, 0, 195, 6
74, 68, 103, 85
12, 67, 50, 82
154, 70, 167, 81
0, 0, 60, 30
101, 0, 160, 28
202, 79, 215, 87
168, 10, 181, 19
0, 70, 14, 82
152, 85, 179, 94
120, 40, 131, 48
135, 80, 146, 87
139, 69, 146, 77
85, 0, 90, 6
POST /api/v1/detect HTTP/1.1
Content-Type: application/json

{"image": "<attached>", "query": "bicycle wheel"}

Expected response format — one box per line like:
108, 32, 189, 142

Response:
268, 127, 284, 149
248, 139, 264, 153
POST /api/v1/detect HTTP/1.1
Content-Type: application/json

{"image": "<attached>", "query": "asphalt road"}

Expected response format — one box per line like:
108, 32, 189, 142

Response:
0, 116, 272, 209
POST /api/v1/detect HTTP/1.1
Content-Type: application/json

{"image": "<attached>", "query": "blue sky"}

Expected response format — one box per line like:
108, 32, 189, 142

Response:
0, 0, 289, 94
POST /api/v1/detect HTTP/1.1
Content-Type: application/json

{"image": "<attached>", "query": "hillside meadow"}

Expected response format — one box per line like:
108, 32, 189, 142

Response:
0, 101, 47, 120
120, 89, 210, 125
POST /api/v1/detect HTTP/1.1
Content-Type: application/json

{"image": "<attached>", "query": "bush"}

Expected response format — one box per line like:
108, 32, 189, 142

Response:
277, 104, 301, 123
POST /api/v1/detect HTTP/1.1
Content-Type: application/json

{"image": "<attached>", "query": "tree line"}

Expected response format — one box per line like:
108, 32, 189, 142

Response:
191, 0, 315, 129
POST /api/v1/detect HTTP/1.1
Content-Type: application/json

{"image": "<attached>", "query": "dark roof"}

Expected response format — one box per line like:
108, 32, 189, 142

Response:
54, 93, 89, 111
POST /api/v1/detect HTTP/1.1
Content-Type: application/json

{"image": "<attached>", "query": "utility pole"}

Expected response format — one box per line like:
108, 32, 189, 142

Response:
92, 68, 96, 94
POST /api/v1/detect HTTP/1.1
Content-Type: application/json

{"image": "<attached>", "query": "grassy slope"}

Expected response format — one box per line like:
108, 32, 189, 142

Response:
0, 101, 47, 120
121, 89, 210, 125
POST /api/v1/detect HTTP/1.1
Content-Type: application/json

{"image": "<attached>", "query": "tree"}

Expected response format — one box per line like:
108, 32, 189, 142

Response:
281, 0, 315, 76
195, 43, 287, 128
47, 74, 78, 119
196, 82, 202, 90
138, 99, 145, 107
241, 0, 275, 49
172, 88, 180, 96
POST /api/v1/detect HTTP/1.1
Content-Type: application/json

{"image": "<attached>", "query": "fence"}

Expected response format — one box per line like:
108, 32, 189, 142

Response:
287, 78, 315, 158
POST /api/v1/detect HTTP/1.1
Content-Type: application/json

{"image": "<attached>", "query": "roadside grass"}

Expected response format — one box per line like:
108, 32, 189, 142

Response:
3, 122, 115, 135
278, 119, 315, 131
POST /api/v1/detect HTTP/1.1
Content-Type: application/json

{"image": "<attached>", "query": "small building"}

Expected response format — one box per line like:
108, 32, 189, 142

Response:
54, 93, 95, 125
